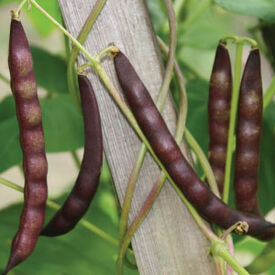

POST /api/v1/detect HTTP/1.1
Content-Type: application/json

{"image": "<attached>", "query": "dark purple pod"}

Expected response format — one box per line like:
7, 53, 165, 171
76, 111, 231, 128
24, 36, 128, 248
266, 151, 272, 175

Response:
234, 48, 262, 216
208, 43, 232, 194
40, 74, 103, 237
114, 51, 275, 240
3, 17, 48, 275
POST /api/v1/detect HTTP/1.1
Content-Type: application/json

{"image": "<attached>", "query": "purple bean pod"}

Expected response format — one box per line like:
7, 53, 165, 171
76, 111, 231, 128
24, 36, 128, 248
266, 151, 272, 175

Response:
3, 17, 48, 274
40, 74, 103, 237
234, 48, 262, 216
208, 43, 232, 194
114, 51, 275, 241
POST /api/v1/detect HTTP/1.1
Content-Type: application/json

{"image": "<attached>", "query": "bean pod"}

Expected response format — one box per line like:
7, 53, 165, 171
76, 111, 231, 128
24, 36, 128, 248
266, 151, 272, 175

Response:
234, 48, 262, 216
208, 43, 232, 194
41, 74, 103, 237
3, 17, 48, 274
114, 51, 275, 241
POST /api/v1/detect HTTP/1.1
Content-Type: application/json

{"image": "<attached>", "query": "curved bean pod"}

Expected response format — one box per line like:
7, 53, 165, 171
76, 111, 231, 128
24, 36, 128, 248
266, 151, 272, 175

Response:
41, 74, 103, 236
114, 51, 275, 241
3, 17, 48, 274
208, 43, 232, 194
234, 48, 262, 216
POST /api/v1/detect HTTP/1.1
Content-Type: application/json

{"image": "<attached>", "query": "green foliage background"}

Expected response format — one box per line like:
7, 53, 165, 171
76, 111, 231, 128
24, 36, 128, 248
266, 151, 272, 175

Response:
0, 0, 275, 274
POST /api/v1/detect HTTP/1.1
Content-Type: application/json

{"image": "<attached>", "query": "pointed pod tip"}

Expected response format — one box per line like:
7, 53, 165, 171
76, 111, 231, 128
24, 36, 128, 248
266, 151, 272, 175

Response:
2, 261, 15, 275
40, 227, 59, 237
39, 227, 48, 236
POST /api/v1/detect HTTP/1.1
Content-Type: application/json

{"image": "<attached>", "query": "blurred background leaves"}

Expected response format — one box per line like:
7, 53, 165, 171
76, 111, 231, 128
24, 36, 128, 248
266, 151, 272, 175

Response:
0, 0, 275, 274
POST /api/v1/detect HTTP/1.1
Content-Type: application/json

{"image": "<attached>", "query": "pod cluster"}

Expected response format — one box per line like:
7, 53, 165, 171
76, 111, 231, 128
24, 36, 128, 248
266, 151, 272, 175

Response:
4, 18, 48, 274
114, 51, 275, 241
4, 16, 103, 274
2, 7, 274, 274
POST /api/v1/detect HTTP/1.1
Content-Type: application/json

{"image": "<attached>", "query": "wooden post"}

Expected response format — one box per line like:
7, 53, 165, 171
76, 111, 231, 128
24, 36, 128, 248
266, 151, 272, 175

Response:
58, 1, 215, 274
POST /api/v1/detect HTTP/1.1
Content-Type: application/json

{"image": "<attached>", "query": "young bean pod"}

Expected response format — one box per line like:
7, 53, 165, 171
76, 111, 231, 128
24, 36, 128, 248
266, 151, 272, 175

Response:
208, 43, 232, 194
3, 17, 48, 274
234, 48, 262, 216
41, 74, 103, 237
114, 51, 275, 241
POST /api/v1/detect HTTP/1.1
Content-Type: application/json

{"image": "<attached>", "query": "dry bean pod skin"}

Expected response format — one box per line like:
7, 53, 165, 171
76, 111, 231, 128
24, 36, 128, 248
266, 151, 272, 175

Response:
114, 51, 275, 240
40, 74, 103, 237
234, 48, 262, 216
208, 43, 232, 194
3, 18, 48, 275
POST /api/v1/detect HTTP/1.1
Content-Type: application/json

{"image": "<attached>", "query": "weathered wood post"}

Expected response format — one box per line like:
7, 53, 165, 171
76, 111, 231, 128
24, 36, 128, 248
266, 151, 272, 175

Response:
58, 1, 215, 274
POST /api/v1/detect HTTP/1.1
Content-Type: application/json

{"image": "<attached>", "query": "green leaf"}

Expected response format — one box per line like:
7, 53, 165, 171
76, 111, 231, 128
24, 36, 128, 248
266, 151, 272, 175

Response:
178, 47, 214, 80
0, 116, 21, 172
178, 4, 234, 50
215, 0, 275, 22
41, 95, 83, 152
31, 46, 68, 95
0, 178, 138, 274
179, 23, 225, 50
147, 0, 167, 33
186, 78, 209, 155
0, 0, 16, 5
0, 96, 14, 122
0, 95, 83, 172
246, 238, 275, 274
258, 102, 275, 214
0, 0, 62, 36
25, 0, 63, 37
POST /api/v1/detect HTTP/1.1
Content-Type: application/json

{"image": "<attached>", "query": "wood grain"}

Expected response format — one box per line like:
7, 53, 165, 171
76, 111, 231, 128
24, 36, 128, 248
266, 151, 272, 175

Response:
58, 1, 215, 274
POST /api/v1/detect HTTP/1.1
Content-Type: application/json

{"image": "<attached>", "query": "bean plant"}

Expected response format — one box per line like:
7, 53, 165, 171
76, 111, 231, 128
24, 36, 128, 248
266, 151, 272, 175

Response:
0, 0, 275, 274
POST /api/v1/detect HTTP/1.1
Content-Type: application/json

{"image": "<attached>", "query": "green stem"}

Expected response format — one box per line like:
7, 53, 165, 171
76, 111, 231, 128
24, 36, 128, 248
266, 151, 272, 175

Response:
185, 129, 220, 198
0, 176, 120, 248
249, 28, 270, 58
78, 45, 119, 73
221, 35, 257, 47
14, 0, 28, 17
157, 0, 177, 106
263, 76, 275, 109
238, 38, 257, 47
117, 180, 220, 275
66, 0, 107, 109
27, 1, 184, 188
62, 17, 71, 60
71, 151, 81, 169
117, 0, 177, 256
95, 45, 119, 62
78, 62, 93, 73
0, 73, 9, 84
28, 0, 102, 111
223, 42, 244, 203
211, 242, 249, 275
29, 0, 95, 64
246, 239, 275, 274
